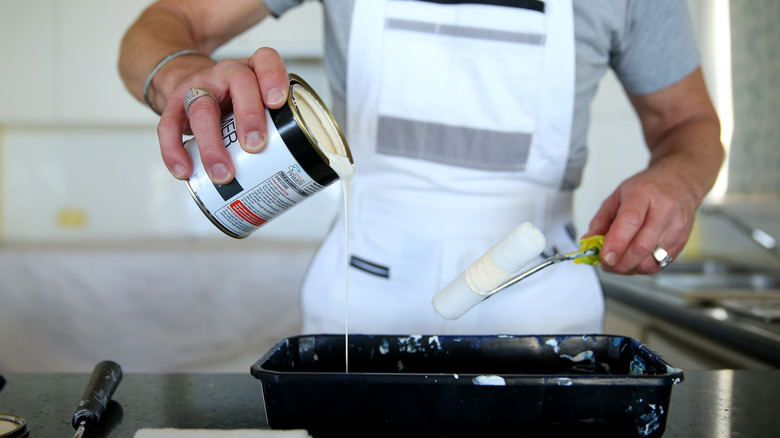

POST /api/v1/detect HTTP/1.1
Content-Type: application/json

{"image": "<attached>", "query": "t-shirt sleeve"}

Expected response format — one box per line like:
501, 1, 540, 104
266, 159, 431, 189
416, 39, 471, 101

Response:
610, 0, 701, 95
263, 0, 306, 18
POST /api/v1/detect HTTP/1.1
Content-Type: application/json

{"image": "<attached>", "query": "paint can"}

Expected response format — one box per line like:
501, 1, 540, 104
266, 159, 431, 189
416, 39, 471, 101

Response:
185, 74, 353, 238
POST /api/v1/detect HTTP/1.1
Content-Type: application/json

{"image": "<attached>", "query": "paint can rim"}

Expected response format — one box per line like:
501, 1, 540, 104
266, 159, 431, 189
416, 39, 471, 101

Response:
0, 414, 29, 438
185, 179, 245, 239
286, 73, 354, 167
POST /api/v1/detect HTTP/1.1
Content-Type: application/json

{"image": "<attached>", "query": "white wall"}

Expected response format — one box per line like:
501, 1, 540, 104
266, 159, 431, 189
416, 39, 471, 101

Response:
573, 72, 647, 236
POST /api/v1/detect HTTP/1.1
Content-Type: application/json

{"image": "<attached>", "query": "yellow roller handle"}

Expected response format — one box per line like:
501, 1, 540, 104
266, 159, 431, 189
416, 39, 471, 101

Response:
573, 235, 604, 265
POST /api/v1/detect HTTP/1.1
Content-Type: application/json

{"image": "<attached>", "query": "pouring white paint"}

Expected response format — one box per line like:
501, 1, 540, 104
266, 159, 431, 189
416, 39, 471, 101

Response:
294, 85, 355, 372
432, 222, 546, 319
326, 153, 353, 373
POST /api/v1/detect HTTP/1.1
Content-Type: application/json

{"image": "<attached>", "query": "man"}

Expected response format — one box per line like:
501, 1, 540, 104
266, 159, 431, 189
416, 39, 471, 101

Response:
119, 0, 723, 334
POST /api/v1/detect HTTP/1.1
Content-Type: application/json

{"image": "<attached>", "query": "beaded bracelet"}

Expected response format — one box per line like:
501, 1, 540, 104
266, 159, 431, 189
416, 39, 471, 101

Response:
143, 49, 205, 115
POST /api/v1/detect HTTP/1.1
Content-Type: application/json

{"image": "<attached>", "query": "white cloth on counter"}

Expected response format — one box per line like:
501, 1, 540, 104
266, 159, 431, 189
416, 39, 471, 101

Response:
0, 241, 316, 372
133, 429, 310, 438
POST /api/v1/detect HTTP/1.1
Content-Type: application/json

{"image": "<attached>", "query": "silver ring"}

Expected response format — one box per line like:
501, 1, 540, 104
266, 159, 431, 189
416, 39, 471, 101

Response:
653, 246, 673, 268
184, 88, 219, 118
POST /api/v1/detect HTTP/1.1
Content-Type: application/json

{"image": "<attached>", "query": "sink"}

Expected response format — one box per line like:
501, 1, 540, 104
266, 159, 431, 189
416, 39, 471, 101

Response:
653, 259, 780, 291
649, 259, 780, 321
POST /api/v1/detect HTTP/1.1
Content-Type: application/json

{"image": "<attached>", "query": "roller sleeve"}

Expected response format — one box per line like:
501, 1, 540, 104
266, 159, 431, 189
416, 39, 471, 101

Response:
432, 222, 546, 320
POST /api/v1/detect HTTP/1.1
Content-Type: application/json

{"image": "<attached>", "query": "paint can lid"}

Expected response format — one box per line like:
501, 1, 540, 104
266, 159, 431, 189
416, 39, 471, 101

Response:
0, 415, 29, 438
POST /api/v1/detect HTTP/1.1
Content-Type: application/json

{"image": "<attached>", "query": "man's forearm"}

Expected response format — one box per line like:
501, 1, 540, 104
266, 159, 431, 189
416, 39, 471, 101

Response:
119, 5, 203, 104
118, 0, 270, 113
647, 117, 724, 205
628, 68, 725, 205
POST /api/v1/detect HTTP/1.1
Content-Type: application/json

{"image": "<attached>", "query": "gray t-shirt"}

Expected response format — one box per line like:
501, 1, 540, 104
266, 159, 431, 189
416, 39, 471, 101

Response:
264, 0, 700, 190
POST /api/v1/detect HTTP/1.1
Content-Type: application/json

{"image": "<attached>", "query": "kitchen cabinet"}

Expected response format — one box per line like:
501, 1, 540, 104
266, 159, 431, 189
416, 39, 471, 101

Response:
0, 0, 158, 125
59, 0, 160, 125
0, 0, 324, 125
0, 0, 58, 121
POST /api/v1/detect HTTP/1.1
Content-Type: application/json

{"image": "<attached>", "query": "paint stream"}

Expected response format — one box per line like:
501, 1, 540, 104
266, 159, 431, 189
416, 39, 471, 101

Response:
324, 152, 354, 373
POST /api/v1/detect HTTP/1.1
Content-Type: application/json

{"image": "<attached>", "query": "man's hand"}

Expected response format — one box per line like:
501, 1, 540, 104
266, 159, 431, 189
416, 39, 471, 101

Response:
118, 0, 287, 184
584, 67, 724, 274
157, 48, 289, 184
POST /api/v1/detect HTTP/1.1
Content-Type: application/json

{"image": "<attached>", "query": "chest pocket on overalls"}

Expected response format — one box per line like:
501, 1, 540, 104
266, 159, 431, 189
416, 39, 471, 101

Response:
375, 0, 547, 172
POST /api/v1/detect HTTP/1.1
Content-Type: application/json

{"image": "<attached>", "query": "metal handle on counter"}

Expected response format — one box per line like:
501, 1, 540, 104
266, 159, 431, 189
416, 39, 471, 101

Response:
700, 205, 780, 261
71, 360, 123, 436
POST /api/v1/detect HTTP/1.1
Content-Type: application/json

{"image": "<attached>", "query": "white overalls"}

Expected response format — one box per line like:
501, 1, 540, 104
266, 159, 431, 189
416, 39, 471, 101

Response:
301, 0, 604, 335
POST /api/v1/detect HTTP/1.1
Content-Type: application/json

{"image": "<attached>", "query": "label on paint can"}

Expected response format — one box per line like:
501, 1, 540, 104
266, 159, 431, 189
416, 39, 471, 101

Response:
185, 74, 353, 238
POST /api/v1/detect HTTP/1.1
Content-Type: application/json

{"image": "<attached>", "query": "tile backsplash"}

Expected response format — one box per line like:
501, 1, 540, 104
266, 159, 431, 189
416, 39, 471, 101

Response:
727, 0, 780, 195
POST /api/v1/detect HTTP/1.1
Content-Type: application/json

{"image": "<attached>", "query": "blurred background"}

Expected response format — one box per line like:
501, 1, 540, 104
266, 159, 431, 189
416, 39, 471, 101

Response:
0, 0, 778, 372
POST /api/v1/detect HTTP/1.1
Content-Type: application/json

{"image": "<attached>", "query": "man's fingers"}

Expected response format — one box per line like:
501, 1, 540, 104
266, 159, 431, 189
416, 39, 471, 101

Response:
227, 65, 268, 154
249, 47, 289, 109
158, 95, 192, 180
187, 92, 233, 184
157, 54, 289, 184
600, 193, 648, 268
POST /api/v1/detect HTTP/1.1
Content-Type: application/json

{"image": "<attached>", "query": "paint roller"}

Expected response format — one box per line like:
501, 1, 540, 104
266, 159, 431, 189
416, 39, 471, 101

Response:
432, 222, 603, 320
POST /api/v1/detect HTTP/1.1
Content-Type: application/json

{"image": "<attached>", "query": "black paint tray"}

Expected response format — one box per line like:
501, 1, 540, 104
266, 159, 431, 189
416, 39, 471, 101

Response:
251, 334, 683, 437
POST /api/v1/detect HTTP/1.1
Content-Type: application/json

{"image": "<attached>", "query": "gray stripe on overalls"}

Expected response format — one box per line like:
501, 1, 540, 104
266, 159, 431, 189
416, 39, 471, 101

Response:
386, 18, 545, 45
378, 18, 544, 171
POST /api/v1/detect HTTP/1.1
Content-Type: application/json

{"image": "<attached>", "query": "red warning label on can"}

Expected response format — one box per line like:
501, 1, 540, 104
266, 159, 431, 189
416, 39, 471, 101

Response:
229, 200, 266, 227
210, 169, 324, 236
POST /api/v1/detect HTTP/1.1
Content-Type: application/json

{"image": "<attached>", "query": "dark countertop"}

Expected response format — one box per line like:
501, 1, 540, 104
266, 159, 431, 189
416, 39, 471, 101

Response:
0, 370, 778, 437
600, 271, 780, 367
